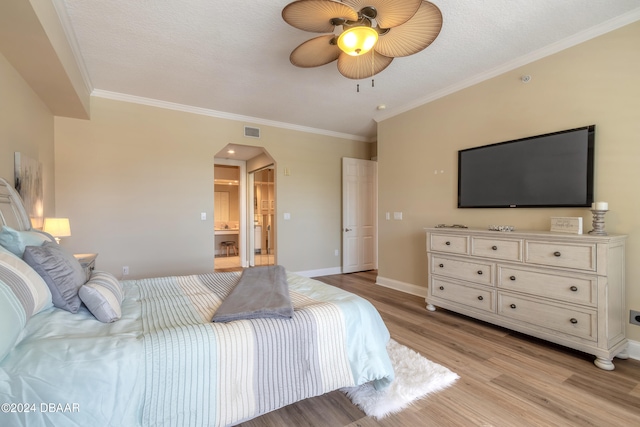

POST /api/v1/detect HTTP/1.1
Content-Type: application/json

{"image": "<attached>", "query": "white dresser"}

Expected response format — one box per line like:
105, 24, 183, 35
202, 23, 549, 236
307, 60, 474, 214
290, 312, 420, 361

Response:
425, 227, 628, 370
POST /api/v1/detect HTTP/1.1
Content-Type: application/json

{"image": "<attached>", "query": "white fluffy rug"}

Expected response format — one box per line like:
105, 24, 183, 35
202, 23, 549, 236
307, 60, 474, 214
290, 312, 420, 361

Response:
341, 339, 459, 419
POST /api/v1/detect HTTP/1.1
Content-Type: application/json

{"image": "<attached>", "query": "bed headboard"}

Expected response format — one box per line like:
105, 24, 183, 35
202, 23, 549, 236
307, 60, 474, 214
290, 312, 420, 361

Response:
0, 177, 34, 231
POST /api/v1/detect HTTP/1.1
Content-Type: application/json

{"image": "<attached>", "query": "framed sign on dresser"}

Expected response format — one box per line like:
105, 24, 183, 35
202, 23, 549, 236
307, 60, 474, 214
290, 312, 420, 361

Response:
425, 227, 627, 370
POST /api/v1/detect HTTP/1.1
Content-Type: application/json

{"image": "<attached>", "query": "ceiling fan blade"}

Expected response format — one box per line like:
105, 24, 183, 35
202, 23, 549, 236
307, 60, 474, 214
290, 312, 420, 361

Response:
343, 0, 422, 28
374, 1, 442, 57
290, 35, 341, 67
337, 50, 393, 79
282, 0, 358, 33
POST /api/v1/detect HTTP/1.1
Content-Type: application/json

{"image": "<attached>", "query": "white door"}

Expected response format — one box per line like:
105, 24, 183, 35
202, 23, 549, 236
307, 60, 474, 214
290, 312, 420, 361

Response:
342, 158, 377, 273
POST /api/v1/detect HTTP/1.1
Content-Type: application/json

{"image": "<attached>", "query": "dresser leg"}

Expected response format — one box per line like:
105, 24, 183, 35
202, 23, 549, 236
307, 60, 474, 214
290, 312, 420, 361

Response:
594, 357, 615, 371
615, 349, 629, 359
426, 303, 436, 312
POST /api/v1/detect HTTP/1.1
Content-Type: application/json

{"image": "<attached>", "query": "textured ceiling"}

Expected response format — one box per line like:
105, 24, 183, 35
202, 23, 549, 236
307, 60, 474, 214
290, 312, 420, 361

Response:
61, 0, 640, 140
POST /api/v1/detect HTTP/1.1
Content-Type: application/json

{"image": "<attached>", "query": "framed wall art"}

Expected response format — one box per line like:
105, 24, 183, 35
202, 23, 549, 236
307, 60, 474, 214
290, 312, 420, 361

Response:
14, 152, 44, 229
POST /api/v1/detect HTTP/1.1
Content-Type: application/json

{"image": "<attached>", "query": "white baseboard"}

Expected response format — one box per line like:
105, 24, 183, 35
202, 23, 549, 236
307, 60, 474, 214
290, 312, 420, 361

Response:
373, 276, 640, 362
375, 275, 428, 298
626, 339, 640, 361
294, 266, 342, 278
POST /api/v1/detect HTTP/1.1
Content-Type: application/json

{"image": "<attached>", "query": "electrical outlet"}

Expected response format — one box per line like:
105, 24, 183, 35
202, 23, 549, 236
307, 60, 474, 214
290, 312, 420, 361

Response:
630, 310, 640, 326
122, 266, 129, 276
334, 249, 339, 256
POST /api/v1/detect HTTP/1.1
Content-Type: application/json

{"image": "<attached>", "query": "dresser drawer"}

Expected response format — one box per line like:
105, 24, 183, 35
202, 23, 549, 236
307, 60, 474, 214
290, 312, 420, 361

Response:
471, 237, 523, 262
431, 278, 495, 312
498, 293, 597, 341
525, 241, 596, 271
498, 266, 597, 306
431, 255, 494, 286
429, 233, 469, 255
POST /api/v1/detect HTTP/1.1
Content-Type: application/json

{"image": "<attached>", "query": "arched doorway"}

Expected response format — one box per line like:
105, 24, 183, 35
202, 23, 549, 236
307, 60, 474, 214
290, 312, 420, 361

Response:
214, 144, 276, 271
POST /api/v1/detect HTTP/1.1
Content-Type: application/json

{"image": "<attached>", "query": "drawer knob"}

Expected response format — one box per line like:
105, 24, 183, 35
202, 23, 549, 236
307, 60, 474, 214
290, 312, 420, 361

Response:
439, 286, 444, 291
492, 245, 498, 250
570, 318, 578, 324
477, 270, 483, 275
510, 303, 517, 309
439, 263, 444, 268
570, 286, 578, 292
553, 251, 562, 257
510, 276, 516, 281
445, 241, 451, 246
477, 295, 484, 301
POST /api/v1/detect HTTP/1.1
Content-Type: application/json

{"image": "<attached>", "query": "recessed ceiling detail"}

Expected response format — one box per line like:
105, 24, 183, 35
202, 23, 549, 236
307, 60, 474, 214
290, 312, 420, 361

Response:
282, 0, 443, 79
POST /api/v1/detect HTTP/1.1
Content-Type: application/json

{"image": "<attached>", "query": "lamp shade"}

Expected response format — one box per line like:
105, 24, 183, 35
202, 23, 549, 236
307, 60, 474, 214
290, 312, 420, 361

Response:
337, 26, 378, 56
43, 218, 71, 238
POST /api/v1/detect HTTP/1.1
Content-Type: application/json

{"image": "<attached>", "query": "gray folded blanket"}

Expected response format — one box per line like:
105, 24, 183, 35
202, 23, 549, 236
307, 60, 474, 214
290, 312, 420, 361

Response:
212, 265, 294, 322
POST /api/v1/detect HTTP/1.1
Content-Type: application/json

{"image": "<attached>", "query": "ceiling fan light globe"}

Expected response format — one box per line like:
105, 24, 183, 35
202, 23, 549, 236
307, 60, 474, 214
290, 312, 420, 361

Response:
337, 26, 378, 56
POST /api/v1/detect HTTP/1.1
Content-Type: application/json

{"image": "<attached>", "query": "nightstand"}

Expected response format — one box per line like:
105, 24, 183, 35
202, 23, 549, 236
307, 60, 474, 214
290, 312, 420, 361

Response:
74, 253, 98, 281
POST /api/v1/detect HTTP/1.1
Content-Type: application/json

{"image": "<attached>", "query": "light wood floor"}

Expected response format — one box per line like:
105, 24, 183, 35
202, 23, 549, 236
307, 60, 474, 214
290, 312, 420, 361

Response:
238, 270, 640, 427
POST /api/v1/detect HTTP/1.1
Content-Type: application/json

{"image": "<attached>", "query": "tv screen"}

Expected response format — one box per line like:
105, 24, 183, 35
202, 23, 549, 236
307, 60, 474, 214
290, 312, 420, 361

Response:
458, 125, 595, 208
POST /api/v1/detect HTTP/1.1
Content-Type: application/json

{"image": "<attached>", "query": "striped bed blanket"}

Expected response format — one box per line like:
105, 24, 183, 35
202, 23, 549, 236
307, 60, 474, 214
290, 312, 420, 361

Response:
136, 271, 394, 427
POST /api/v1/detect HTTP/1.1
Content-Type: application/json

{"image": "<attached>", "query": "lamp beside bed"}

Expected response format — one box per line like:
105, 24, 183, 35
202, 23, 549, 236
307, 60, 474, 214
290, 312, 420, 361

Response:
42, 217, 71, 244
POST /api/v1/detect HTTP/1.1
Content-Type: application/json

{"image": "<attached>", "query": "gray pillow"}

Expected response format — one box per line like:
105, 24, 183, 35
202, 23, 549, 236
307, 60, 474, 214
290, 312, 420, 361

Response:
23, 241, 86, 313
79, 271, 123, 323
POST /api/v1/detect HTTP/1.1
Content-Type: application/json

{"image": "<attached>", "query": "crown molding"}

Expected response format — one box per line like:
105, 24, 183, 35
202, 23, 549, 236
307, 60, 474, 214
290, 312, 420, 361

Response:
50, 0, 93, 96
374, 7, 640, 123
91, 90, 370, 142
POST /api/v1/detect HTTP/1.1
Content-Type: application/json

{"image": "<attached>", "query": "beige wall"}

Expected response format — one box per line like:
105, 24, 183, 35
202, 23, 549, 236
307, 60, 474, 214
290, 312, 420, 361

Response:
378, 21, 640, 341
0, 52, 55, 216
54, 97, 371, 278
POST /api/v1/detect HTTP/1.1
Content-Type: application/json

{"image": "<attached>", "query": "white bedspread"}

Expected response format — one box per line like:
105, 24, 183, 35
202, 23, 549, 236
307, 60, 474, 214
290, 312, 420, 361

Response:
0, 271, 393, 426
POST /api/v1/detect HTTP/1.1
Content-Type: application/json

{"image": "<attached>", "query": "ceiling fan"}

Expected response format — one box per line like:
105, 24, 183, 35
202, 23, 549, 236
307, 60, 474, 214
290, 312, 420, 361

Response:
282, 0, 443, 80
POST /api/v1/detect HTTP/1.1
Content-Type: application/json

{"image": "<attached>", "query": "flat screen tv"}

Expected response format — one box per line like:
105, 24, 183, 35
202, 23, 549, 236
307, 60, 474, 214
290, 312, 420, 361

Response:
458, 125, 595, 208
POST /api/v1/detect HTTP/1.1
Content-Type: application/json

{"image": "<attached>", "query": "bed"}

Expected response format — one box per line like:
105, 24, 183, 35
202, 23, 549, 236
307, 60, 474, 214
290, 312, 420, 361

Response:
0, 178, 394, 426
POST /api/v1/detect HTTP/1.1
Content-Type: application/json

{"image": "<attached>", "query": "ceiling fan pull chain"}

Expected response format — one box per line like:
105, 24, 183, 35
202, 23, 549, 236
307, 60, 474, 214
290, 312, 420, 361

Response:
371, 48, 375, 88
357, 54, 361, 92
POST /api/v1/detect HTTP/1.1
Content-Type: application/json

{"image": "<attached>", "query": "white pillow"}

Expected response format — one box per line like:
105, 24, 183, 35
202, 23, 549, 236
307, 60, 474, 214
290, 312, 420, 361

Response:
79, 271, 123, 323
0, 251, 53, 315
0, 281, 26, 362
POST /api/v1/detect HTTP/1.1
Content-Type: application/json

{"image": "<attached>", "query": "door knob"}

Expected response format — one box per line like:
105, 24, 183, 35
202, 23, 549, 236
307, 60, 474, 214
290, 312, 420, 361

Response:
344, 228, 352, 232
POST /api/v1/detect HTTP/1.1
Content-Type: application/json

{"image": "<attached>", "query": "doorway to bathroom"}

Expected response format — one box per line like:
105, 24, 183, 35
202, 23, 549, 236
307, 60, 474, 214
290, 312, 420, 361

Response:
214, 144, 276, 271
